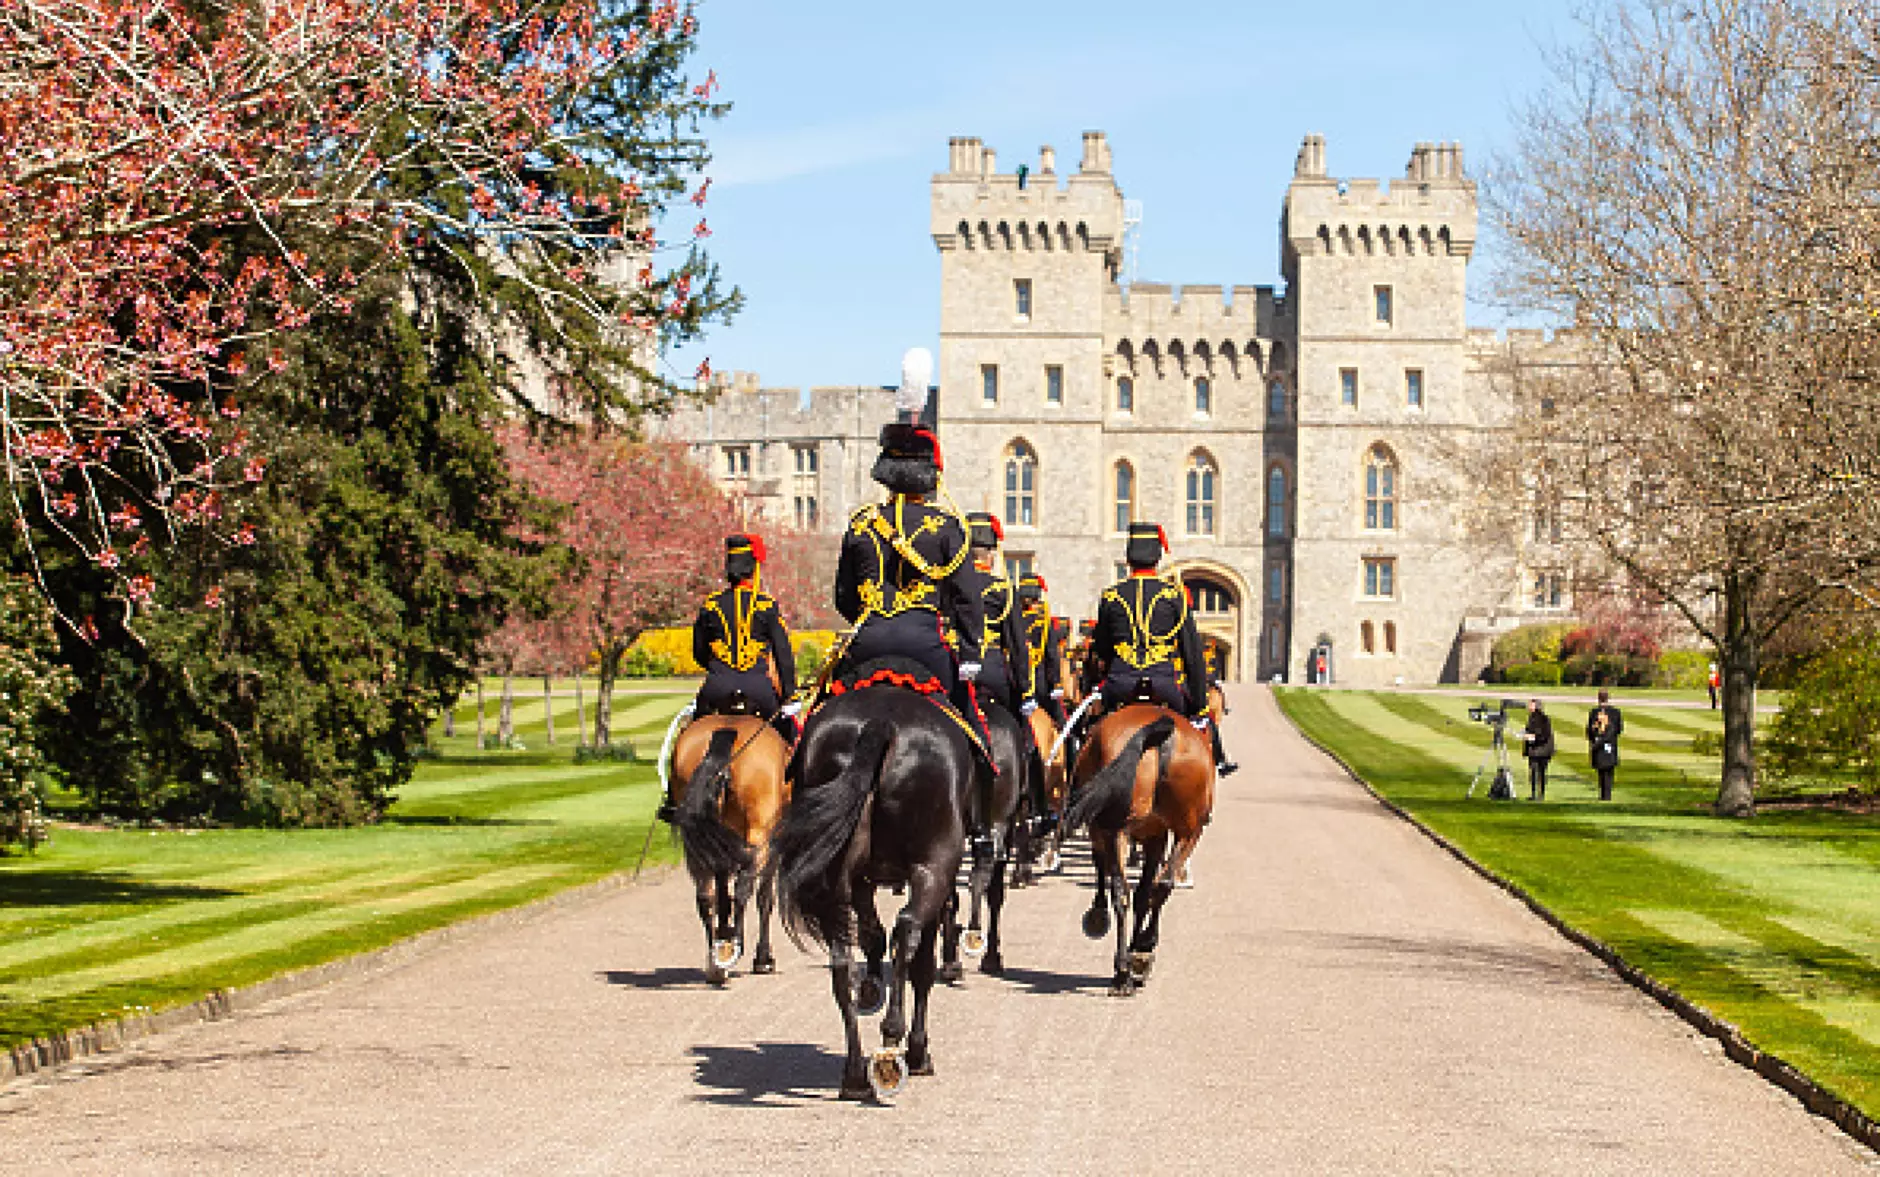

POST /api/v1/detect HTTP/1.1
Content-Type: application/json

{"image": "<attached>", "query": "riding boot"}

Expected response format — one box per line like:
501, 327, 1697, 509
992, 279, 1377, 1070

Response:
1210, 721, 1238, 776
656, 788, 678, 824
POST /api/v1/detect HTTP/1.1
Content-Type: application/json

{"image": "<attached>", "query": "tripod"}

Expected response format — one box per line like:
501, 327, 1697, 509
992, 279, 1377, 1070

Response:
1468, 721, 1516, 800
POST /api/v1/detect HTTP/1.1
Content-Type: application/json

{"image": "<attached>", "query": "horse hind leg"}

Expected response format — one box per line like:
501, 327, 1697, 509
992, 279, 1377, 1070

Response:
884, 863, 950, 1050
938, 887, 964, 984
906, 908, 940, 1076
830, 938, 869, 1100
752, 857, 778, 975
1103, 832, 1134, 996
981, 831, 1008, 976
728, 861, 755, 973
694, 875, 726, 986
853, 886, 888, 1015
1128, 834, 1169, 979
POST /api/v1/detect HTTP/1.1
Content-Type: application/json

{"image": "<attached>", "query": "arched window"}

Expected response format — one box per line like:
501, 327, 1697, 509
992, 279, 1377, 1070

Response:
1267, 466, 1288, 538
1384, 621, 1398, 655
1185, 452, 1218, 536
1361, 620, 1376, 655
1113, 461, 1135, 533
1195, 377, 1212, 416
1003, 441, 1037, 527
1117, 376, 1134, 414
1267, 378, 1287, 422
1364, 445, 1398, 530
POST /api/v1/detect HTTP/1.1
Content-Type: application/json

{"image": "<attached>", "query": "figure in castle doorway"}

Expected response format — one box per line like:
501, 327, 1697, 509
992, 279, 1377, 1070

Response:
1080, 523, 1236, 775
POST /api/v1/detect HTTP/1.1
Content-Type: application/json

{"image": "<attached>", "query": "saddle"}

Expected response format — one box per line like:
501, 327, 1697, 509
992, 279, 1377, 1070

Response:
826, 655, 994, 770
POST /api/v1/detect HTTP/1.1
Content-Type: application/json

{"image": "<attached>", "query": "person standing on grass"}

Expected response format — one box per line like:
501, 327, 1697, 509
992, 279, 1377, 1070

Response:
1586, 689, 1624, 801
1707, 663, 1721, 709
1521, 698, 1555, 801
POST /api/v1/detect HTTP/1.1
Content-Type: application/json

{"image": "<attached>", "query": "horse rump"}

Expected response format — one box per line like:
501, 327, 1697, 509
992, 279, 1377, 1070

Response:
1065, 715, 1175, 833
675, 728, 751, 880
774, 719, 893, 950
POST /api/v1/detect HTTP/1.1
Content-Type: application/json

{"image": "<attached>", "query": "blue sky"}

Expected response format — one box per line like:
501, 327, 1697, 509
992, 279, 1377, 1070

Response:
666, 0, 1580, 391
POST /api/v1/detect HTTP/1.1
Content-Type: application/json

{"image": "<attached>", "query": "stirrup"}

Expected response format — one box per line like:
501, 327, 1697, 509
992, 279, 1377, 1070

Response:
655, 799, 678, 824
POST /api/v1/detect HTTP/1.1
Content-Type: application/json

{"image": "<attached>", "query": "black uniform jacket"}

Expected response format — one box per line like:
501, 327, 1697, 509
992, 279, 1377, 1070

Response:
1586, 705, 1624, 768
954, 564, 1032, 705
692, 584, 796, 697
1086, 572, 1208, 714
1025, 605, 1064, 702
835, 497, 984, 655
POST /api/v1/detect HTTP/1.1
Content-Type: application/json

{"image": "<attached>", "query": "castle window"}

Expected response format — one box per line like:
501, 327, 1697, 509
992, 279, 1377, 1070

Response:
1046, 365, 1063, 405
1194, 377, 1212, 417
1340, 368, 1358, 407
1190, 581, 1231, 615
1185, 451, 1218, 536
1005, 552, 1034, 583
793, 444, 819, 474
724, 446, 750, 478
1361, 621, 1376, 655
1268, 563, 1285, 605
794, 495, 819, 529
1384, 621, 1398, 655
1267, 466, 1288, 538
1004, 441, 1037, 527
1115, 562, 1131, 583
1375, 286, 1393, 325
1267, 378, 1287, 422
1406, 369, 1424, 408
1363, 558, 1396, 599
1015, 279, 1032, 319
982, 364, 999, 406
1532, 571, 1566, 610
1117, 376, 1134, 414
1268, 622, 1284, 662
1113, 461, 1135, 533
1364, 446, 1398, 531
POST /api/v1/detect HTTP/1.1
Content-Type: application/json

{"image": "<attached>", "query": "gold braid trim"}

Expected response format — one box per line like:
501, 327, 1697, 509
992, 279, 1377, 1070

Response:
704, 588, 768, 672
1103, 576, 1187, 670
848, 498, 968, 620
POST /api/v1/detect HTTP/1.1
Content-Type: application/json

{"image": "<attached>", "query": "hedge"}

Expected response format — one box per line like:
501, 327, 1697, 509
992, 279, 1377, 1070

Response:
624, 628, 840, 678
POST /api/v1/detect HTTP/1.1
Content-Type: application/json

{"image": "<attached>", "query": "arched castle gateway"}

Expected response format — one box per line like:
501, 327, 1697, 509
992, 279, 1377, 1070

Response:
659, 132, 1578, 686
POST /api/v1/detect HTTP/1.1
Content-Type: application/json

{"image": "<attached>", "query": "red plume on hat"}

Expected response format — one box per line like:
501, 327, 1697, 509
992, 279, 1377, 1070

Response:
748, 534, 767, 563
1035, 575, 1048, 592
1156, 525, 1169, 553
988, 515, 1003, 542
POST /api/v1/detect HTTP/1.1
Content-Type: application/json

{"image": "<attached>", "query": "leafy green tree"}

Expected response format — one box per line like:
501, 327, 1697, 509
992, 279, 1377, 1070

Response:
0, 575, 74, 849
1766, 631, 1880, 794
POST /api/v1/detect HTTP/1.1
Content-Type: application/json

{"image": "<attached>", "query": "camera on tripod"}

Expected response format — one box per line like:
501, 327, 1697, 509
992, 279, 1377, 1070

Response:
1467, 699, 1527, 800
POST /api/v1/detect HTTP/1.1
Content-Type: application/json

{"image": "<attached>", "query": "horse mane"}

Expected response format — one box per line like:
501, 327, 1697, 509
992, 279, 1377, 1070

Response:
675, 728, 751, 880
1065, 715, 1175, 833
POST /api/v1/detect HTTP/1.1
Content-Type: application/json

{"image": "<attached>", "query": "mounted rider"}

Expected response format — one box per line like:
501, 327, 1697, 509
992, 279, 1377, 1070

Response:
1018, 574, 1067, 726
832, 421, 986, 716
956, 512, 1034, 719
658, 533, 797, 823
1080, 522, 1234, 774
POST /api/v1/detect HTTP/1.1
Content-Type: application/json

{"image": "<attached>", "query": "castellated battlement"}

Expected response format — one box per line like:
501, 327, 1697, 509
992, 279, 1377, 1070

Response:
1106, 282, 1283, 342
931, 132, 1126, 251
1284, 133, 1478, 260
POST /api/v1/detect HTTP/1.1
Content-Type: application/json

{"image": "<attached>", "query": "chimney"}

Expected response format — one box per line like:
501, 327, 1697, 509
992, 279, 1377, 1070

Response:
1294, 134, 1327, 179
982, 147, 997, 177
949, 136, 984, 175
1039, 145, 1056, 175
1080, 131, 1111, 174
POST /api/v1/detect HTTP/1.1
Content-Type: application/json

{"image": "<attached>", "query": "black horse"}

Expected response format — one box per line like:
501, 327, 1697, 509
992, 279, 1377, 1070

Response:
941, 695, 1022, 980
773, 680, 978, 1101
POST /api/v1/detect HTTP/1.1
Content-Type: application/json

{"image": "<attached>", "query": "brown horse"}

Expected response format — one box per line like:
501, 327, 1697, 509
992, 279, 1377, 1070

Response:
671, 713, 791, 984
1064, 702, 1214, 996
1013, 704, 1071, 881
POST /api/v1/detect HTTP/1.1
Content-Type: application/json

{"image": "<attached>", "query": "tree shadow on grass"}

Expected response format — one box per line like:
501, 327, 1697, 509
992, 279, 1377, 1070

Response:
379, 814, 551, 828
0, 871, 239, 908
688, 1040, 849, 1107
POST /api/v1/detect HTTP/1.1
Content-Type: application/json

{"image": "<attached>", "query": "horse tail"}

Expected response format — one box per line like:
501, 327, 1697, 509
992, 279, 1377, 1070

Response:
775, 720, 893, 949
675, 729, 751, 880
1066, 716, 1176, 833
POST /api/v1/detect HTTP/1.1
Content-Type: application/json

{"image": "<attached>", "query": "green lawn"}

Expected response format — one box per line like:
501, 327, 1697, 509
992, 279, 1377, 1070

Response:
0, 689, 695, 1050
1276, 687, 1880, 1122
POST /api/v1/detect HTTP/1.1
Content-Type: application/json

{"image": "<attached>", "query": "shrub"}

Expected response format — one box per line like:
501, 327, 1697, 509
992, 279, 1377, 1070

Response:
1562, 653, 1655, 686
1765, 632, 1880, 792
627, 626, 840, 682
622, 645, 677, 678
1657, 649, 1711, 690
1490, 623, 1577, 675
1503, 661, 1565, 686
0, 578, 75, 852
574, 742, 639, 764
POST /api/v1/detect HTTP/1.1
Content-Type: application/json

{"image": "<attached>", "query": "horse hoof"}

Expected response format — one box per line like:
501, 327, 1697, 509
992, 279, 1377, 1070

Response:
1109, 976, 1138, 998
908, 1050, 935, 1077
752, 956, 776, 975
961, 928, 986, 958
712, 938, 743, 971
868, 1049, 908, 1102
855, 974, 886, 1016
1174, 865, 1195, 890
705, 965, 727, 987
839, 1078, 872, 1101
980, 952, 1004, 976
1128, 952, 1154, 981
938, 960, 964, 985
1082, 908, 1111, 940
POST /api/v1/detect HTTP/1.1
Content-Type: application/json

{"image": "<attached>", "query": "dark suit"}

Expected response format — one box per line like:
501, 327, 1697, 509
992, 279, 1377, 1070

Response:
1586, 704, 1624, 800
1084, 573, 1208, 716
692, 584, 794, 717
1522, 710, 1555, 800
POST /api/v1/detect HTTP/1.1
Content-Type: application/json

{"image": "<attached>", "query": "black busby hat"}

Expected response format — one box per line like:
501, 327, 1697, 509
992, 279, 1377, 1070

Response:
1126, 522, 1169, 569
871, 423, 942, 495
966, 510, 1003, 551
1018, 573, 1046, 602
725, 533, 765, 583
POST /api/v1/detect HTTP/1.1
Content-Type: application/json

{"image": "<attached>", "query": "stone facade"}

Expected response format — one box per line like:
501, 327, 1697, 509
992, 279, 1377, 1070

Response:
662, 131, 1578, 684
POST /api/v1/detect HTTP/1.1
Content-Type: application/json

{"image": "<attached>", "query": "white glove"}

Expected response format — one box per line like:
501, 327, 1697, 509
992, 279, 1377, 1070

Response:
781, 700, 805, 719
959, 661, 981, 682
1020, 699, 1039, 716
1192, 715, 1210, 731
1050, 689, 1065, 700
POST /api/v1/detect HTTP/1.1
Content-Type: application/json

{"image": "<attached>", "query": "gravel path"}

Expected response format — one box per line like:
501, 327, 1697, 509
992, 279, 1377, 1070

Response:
3, 686, 1871, 1175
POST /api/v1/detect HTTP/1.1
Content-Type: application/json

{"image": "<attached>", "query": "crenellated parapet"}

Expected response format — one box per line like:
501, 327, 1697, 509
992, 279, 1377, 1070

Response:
931, 132, 1127, 268
1103, 283, 1286, 379
1283, 135, 1478, 265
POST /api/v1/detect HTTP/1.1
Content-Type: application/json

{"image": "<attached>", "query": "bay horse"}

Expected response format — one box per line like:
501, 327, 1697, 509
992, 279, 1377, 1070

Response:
671, 713, 790, 984
1013, 704, 1071, 881
773, 679, 978, 1101
940, 695, 1022, 978
1064, 698, 1215, 996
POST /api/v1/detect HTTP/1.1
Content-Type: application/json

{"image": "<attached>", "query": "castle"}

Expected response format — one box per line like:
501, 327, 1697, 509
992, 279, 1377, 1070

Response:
655, 132, 1571, 686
